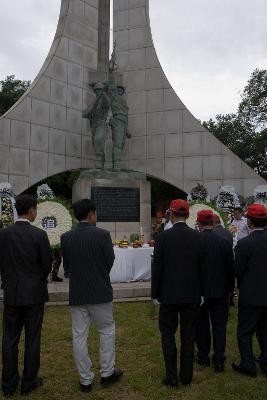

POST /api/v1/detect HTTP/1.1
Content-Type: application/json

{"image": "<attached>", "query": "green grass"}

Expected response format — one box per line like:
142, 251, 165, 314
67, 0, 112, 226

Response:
0, 302, 266, 400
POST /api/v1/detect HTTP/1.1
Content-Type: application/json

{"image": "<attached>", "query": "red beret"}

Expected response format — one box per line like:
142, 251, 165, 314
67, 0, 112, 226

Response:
197, 210, 214, 223
246, 204, 267, 219
169, 199, 189, 213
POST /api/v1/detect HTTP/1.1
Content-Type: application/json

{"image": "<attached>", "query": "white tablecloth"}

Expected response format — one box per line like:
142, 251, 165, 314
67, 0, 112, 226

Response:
110, 247, 153, 283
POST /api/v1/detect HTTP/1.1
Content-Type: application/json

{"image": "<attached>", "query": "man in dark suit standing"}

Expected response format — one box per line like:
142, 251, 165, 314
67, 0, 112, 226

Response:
232, 204, 267, 377
213, 214, 233, 246
0, 195, 52, 397
152, 199, 204, 388
195, 210, 234, 372
61, 199, 122, 393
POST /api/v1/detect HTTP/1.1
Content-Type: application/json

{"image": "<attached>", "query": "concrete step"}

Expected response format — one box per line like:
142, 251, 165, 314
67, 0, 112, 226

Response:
0, 281, 152, 307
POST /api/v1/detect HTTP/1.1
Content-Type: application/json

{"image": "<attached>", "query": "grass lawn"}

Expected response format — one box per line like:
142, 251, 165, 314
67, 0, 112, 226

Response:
0, 302, 266, 400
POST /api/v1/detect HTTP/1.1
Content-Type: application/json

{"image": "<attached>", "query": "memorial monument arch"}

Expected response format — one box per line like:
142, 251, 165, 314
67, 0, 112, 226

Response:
0, 0, 265, 196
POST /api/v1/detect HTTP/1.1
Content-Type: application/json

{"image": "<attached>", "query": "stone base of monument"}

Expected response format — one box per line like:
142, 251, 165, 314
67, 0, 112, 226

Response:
72, 170, 151, 242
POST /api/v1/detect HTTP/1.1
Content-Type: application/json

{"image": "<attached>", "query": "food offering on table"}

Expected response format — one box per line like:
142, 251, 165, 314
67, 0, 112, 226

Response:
130, 233, 140, 243
132, 240, 143, 248
147, 240, 155, 247
119, 239, 129, 248
113, 239, 129, 248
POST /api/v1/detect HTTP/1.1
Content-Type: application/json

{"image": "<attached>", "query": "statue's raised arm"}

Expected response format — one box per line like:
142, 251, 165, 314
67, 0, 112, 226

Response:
108, 42, 118, 88
109, 41, 117, 72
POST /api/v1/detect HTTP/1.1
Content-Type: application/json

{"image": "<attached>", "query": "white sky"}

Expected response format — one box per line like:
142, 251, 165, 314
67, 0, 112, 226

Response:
0, 0, 266, 121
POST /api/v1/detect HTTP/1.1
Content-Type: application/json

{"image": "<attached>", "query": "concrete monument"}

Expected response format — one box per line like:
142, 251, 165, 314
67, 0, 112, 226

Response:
0, 0, 265, 197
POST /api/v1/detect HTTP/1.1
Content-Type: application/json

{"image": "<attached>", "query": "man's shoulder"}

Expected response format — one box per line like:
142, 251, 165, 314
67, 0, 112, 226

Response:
93, 226, 111, 237
237, 234, 253, 247
61, 229, 72, 239
168, 224, 201, 239
5, 223, 45, 235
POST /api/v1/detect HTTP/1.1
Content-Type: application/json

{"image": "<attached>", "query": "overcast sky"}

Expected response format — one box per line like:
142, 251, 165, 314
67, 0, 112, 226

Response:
0, 0, 266, 121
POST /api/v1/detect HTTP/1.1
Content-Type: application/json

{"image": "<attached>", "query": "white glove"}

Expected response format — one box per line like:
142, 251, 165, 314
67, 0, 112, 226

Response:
152, 299, 160, 306
200, 296, 204, 306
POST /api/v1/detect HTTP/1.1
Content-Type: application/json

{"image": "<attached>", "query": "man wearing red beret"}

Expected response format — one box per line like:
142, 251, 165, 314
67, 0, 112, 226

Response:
232, 204, 267, 377
195, 210, 234, 373
151, 199, 204, 388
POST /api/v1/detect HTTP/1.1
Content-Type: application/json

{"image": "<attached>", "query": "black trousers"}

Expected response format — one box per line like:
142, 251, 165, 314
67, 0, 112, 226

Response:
159, 303, 200, 385
196, 297, 229, 363
237, 305, 267, 374
1, 303, 44, 393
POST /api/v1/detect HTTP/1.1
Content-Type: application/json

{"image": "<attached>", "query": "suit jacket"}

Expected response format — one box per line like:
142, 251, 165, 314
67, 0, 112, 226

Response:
213, 225, 233, 247
0, 221, 53, 306
61, 222, 115, 306
200, 229, 234, 298
151, 222, 204, 304
235, 230, 267, 306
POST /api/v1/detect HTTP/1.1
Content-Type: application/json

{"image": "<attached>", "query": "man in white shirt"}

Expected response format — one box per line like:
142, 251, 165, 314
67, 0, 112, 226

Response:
232, 207, 250, 241
164, 210, 173, 231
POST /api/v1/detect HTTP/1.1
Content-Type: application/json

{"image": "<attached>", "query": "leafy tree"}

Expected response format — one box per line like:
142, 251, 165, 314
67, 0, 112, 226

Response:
203, 69, 267, 179
239, 69, 267, 129
0, 75, 31, 116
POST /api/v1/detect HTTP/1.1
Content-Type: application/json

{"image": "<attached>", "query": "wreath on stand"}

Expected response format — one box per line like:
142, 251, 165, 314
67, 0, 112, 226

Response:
0, 183, 17, 227
33, 184, 76, 281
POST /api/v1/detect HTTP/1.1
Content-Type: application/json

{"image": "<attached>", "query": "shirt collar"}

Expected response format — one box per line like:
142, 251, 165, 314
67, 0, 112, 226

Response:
16, 218, 30, 223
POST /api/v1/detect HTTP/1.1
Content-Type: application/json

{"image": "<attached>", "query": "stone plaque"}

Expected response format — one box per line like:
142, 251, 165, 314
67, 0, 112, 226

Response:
91, 187, 140, 222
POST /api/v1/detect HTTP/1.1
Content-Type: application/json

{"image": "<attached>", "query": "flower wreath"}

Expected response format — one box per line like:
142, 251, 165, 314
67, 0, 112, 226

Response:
188, 201, 227, 229
33, 198, 75, 246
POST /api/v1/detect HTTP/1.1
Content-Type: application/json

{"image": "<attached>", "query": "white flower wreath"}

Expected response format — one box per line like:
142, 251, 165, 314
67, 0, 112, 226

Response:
32, 201, 72, 245
187, 203, 225, 229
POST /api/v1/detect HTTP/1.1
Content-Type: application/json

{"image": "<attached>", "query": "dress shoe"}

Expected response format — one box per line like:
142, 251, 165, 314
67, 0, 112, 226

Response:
79, 382, 92, 392
163, 378, 178, 388
197, 357, 210, 367
101, 368, 123, 386
21, 377, 43, 395
232, 363, 257, 377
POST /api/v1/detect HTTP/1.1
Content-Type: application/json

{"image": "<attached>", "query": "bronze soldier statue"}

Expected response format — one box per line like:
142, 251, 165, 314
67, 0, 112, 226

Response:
82, 82, 110, 169
82, 43, 130, 170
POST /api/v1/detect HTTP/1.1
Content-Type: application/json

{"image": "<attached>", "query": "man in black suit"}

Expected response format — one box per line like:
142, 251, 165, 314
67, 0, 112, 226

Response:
213, 214, 233, 246
152, 199, 204, 388
213, 214, 235, 307
195, 210, 234, 372
0, 195, 52, 397
61, 199, 122, 393
232, 204, 267, 377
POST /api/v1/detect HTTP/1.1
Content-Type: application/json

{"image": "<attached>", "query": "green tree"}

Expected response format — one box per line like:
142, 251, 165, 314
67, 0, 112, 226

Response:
0, 75, 31, 116
239, 69, 267, 129
203, 69, 267, 179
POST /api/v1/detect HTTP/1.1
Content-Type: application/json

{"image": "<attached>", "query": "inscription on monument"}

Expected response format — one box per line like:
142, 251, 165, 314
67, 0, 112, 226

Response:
91, 187, 140, 222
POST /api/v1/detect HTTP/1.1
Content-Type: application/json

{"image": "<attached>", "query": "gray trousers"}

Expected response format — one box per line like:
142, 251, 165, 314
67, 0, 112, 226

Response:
71, 302, 115, 385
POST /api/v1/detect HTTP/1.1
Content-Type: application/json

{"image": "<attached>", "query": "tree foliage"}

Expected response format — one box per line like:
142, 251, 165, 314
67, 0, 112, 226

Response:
203, 69, 267, 179
239, 69, 267, 129
0, 75, 31, 116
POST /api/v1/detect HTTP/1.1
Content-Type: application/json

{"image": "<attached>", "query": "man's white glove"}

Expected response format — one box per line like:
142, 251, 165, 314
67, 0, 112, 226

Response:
200, 296, 204, 306
152, 299, 160, 306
